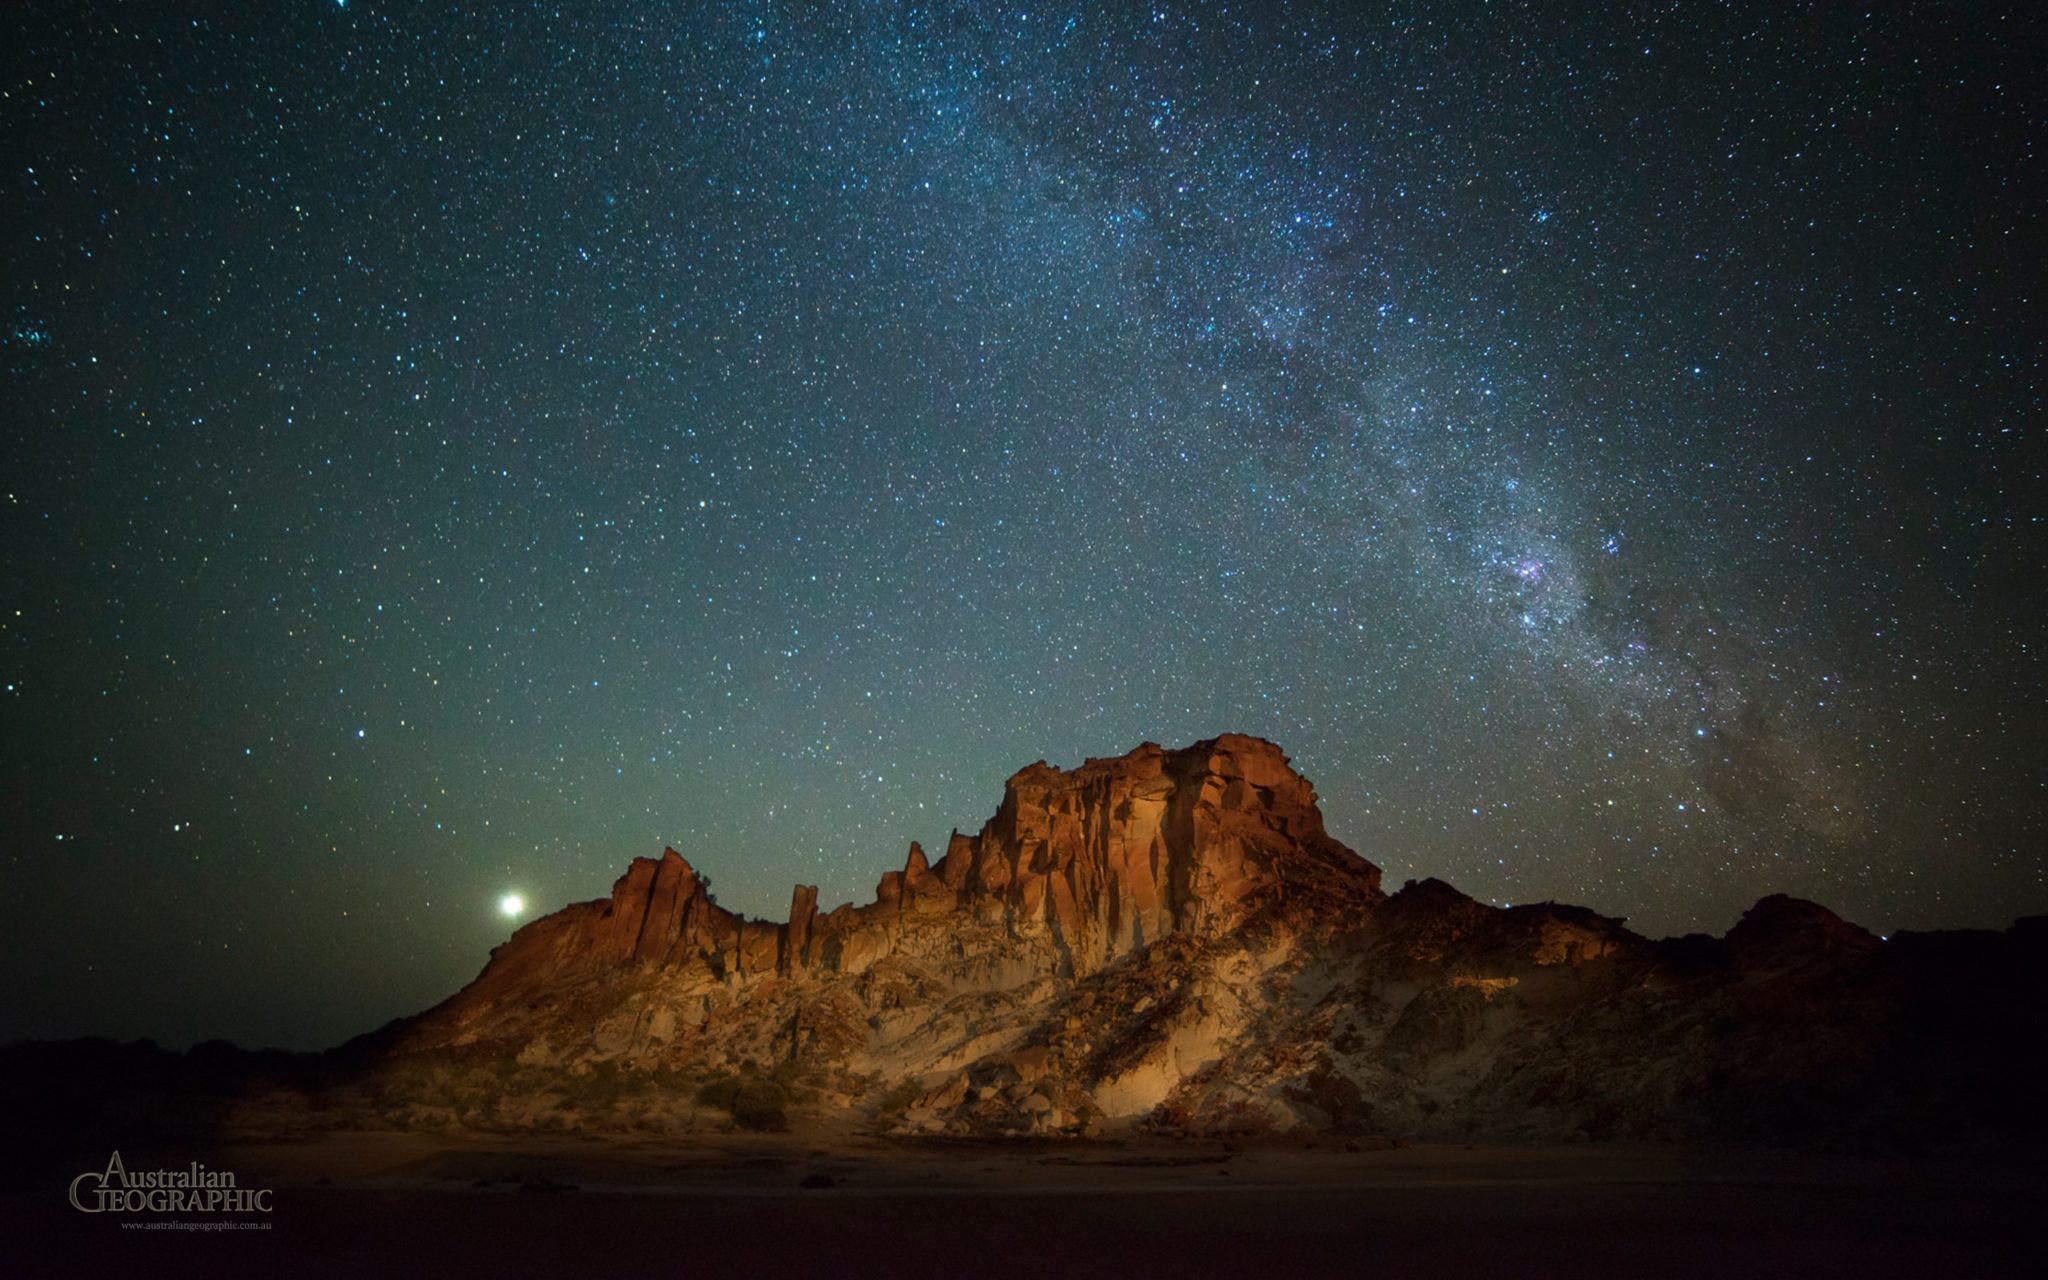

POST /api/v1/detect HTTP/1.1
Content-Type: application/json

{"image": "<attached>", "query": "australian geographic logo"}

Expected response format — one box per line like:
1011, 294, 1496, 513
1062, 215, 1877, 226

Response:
70, 1151, 274, 1215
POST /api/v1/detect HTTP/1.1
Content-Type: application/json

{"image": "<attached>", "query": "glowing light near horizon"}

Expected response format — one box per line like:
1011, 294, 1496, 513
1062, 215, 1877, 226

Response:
499, 893, 525, 919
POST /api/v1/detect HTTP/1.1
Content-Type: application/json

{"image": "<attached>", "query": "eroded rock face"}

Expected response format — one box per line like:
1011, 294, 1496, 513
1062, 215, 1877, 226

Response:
419, 735, 1377, 1025
363, 736, 2045, 1152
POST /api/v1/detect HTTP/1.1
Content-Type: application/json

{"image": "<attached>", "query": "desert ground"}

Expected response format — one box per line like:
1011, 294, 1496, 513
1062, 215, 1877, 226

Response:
6, 1128, 2037, 1279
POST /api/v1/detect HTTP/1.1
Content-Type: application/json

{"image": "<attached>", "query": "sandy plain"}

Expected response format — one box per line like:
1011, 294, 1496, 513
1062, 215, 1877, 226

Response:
5, 1127, 2038, 1278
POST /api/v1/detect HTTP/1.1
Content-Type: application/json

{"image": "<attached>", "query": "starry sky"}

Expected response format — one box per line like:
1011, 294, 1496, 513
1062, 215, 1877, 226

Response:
4, 1, 2042, 1051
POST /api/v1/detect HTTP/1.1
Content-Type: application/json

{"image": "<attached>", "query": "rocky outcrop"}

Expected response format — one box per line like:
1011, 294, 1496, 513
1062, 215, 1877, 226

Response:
355, 735, 2044, 1153
400, 734, 1378, 1051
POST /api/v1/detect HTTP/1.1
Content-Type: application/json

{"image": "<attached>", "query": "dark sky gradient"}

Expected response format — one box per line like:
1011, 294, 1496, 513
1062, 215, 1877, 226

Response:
4, 1, 2042, 1051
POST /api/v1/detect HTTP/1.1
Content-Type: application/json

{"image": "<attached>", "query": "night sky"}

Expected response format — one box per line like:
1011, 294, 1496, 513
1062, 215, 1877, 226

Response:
4, 1, 2041, 1051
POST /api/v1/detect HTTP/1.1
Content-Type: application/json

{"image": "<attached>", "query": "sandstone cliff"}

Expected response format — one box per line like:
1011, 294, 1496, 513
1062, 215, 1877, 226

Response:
351, 735, 2043, 1150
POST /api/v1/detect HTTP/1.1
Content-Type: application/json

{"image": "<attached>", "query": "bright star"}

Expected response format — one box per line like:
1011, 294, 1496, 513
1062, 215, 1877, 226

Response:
499, 893, 525, 919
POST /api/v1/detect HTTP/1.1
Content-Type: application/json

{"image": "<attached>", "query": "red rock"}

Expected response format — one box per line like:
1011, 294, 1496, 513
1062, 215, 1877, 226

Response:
366, 735, 2037, 1154
782, 884, 818, 973
402, 737, 1382, 1043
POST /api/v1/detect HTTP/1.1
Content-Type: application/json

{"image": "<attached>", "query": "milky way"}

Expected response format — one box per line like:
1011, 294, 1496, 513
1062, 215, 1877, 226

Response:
4, 2, 2041, 1049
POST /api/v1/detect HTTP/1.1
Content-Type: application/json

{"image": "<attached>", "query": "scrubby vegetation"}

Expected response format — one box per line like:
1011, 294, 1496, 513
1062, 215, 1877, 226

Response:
349, 1049, 863, 1136
690, 1058, 828, 1132
363, 1056, 732, 1132
873, 1077, 924, 1116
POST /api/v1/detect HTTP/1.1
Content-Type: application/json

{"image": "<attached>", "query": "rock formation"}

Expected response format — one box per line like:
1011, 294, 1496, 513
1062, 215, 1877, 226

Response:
351, 734, 2042, 1150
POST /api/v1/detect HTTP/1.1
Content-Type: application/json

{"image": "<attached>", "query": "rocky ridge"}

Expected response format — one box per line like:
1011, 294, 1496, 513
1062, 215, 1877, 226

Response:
358, 734, 2043, 1149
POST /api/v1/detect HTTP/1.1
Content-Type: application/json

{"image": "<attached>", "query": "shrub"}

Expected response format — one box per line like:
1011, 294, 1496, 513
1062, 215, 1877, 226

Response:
874, 1077, 923, 1115
694, 1074, 742, 1111
693, 1071, 788, 1130
574, 1062, 625, 1111
730, 1081, 788, 1131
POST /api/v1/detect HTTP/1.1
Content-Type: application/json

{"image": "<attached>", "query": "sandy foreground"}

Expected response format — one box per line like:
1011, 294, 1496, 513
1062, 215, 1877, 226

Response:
5, 1129, 2038, 1278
